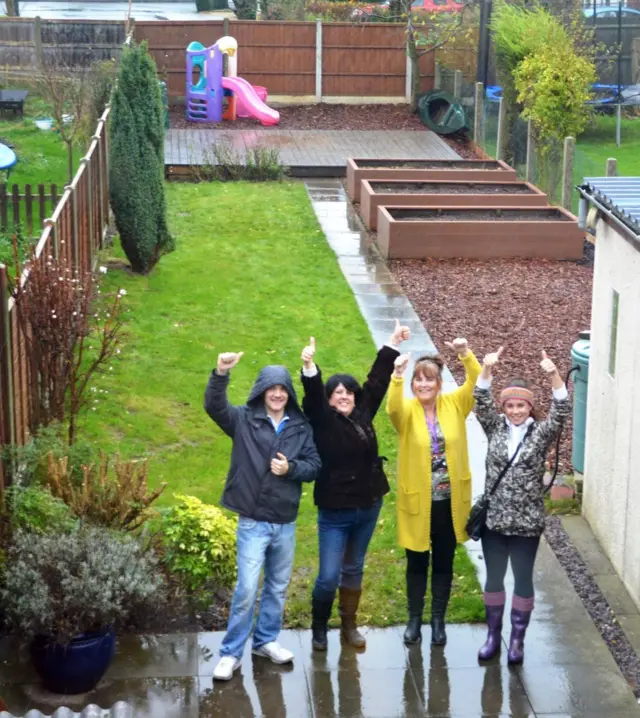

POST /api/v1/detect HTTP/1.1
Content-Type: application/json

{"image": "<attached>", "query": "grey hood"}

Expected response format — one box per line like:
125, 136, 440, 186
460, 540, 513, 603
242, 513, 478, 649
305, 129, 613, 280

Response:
247, 365, 301, 413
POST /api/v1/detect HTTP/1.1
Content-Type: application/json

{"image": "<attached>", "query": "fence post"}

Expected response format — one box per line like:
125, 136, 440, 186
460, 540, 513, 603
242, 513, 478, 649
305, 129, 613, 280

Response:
561, 136, 575, 212
70, 184, 79, 272
0, 264, 13, 497
82, 157, 95, 269
223, 18, 229, 76
474, 82, 484, 146
453, 69, 463, 98
0, 264, 15, 451
525, 118, 535, 183
34, 16, 43, 69
405, 53, 412, 103
606, 158, 617, 177
434, 62, 441, 90
496, 97, 506, 161
94, 133, 105, 246
315, 20, 322, 103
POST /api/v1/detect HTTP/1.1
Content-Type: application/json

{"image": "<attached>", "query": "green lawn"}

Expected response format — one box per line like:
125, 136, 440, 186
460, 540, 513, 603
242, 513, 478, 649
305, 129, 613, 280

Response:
576, 113, 640, 177
83, 181, 483, 627
0, 95, 69, 189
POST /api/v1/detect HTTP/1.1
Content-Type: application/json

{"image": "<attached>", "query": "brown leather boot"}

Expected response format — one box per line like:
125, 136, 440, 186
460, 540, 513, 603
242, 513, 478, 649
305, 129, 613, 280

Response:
338, 587, 366, 649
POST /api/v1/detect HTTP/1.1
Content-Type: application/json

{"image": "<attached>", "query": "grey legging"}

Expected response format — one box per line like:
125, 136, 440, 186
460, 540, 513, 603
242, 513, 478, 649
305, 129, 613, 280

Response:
481, 528, 541, 598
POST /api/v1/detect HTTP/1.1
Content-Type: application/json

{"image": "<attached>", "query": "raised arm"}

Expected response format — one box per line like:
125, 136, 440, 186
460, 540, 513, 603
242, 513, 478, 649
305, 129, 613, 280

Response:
386, 352, 411, 433
445, 338, 482, 417
473, 347, 504, 436
537, 351, 571, 444
361, 320, 410, 418
204, 352, 244, 438
299, 336, 331, 425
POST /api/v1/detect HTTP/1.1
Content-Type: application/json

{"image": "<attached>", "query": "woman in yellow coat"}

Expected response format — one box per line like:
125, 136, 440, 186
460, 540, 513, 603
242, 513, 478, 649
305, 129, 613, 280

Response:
386, 338, 481, 646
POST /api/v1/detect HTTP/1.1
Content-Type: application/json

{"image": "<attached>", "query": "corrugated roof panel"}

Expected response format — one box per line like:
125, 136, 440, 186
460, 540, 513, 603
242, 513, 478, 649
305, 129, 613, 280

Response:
0, 703, 133, 718
583, 177, 640, 234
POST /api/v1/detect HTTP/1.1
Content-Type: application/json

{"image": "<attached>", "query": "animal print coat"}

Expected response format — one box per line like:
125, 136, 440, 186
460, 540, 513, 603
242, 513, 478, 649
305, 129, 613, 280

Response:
473, 385, 571, 538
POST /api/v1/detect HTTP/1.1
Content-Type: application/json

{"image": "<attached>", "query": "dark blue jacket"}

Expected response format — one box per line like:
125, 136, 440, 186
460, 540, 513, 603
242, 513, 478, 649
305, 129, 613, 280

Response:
204, 365, 321, 524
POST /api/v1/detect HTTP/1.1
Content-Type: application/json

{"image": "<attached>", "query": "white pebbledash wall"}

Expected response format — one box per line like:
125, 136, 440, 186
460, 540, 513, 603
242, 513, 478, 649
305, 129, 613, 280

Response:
583, 217, 640, 610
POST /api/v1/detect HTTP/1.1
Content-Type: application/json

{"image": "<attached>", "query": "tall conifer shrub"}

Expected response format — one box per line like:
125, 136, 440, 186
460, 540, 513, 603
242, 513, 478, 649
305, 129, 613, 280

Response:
109, 42, 174, 274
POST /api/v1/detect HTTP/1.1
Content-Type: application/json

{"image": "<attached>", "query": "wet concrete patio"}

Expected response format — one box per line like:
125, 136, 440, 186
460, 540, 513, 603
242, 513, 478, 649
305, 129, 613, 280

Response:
1, 537, 639, 718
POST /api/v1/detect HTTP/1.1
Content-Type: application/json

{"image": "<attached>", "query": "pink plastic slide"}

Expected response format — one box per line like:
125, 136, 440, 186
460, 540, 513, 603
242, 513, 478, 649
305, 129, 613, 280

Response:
221, 76, 280, 126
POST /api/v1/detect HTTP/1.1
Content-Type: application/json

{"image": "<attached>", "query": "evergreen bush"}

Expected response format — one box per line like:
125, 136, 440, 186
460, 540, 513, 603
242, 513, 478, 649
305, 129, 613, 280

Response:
109, 41, 174, 275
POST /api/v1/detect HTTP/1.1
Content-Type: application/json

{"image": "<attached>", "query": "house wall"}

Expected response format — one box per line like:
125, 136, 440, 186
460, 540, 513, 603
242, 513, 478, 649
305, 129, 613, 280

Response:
583, 218, 640, 609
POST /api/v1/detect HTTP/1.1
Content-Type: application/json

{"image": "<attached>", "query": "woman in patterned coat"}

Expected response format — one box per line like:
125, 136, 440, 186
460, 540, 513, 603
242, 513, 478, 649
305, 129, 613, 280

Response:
474, 347, 570, 665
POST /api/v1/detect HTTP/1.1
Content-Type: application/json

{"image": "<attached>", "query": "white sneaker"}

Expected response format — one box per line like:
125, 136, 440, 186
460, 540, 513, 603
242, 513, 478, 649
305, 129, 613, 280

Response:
213, 655, 241, 681
252, 641, 294, 664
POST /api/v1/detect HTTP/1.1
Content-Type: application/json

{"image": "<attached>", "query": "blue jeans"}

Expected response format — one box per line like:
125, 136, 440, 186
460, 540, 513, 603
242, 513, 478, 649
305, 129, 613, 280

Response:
220, 517, 296, 659
312, 500, 382, 602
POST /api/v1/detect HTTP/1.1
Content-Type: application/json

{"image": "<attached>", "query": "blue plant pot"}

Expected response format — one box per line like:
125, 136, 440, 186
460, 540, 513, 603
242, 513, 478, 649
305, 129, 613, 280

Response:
30, 628, 116, 694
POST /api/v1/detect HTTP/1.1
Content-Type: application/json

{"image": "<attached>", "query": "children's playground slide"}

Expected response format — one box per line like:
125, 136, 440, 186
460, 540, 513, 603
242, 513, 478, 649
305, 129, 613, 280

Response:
221, 76, 280, 127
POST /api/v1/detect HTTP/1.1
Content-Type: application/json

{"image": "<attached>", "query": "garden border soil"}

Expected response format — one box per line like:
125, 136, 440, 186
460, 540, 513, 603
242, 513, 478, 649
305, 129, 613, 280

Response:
346, 158, 518, 202
360, 179, 548, 230
377, 206, 584, 260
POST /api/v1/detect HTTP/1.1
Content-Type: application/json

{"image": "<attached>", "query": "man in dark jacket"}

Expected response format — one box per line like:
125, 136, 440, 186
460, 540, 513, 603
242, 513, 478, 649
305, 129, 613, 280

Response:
204, 351, 321, 681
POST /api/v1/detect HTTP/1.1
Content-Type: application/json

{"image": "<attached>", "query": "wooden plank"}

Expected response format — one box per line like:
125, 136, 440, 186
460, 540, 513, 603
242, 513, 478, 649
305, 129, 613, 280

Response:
25, 184, 32, 235
11, 185, 19, 229
0, 184, 7, 232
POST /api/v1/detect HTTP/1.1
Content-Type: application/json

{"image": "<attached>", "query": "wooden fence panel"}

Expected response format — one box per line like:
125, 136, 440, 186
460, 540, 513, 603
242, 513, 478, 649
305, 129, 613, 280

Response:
0, 107, 111, 488
322, 23, 407, 97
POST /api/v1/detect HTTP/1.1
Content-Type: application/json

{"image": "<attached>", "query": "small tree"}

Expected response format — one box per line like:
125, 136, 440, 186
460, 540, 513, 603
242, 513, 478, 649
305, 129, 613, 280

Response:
360, 1, 479, 111
36, 50, 96, 184
109, 41, 175, 275
9, 252, 124, 445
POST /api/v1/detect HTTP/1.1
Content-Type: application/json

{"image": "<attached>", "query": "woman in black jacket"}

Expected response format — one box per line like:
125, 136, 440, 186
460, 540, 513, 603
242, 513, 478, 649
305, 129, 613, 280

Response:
300, 322, 410, 651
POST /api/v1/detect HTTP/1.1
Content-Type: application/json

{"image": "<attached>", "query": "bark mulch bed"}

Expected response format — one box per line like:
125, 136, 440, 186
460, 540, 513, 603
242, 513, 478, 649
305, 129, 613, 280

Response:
545, 516, 640, 699
389, 249, 594, 474
169, 103, 478, 159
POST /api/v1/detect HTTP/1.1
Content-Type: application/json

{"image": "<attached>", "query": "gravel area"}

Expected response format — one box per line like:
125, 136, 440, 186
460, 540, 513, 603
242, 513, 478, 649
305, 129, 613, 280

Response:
545, 516, 640, 698
169, 103, 478, 158
389, 251, 593, 473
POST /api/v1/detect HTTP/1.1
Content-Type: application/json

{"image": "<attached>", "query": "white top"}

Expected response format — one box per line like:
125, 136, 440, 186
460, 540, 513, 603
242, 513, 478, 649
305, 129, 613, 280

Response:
476, 375, 568, 462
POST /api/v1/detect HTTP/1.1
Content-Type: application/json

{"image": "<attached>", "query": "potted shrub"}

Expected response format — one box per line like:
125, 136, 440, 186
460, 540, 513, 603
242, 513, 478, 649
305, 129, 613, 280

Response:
1, 526, 165, 694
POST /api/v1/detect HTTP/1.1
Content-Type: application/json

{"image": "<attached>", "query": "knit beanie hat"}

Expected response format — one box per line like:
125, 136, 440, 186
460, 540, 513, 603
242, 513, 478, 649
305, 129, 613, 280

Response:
500, 384, 534, 408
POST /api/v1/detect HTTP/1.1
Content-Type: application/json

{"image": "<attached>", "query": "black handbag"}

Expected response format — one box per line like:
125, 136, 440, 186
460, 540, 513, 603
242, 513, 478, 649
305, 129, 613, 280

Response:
465, 423, 535, 541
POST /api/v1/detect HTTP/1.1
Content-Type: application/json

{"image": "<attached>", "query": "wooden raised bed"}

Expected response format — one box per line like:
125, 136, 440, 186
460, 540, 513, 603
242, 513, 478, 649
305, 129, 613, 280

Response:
360, 179, 548, 230
346, 158, 518, 202
376, 207, 584, 260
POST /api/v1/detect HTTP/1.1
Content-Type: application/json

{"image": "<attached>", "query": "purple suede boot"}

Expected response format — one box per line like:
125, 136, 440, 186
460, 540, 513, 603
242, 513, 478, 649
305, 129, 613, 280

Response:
507, 595, 534, 665
478, 592, 505, 661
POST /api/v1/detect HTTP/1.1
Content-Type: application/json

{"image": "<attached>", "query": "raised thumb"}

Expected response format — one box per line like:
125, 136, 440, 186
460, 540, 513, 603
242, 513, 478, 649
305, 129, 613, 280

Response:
276, 452, 286, 460
541, 350, 548, 360
310, 337, 316, 349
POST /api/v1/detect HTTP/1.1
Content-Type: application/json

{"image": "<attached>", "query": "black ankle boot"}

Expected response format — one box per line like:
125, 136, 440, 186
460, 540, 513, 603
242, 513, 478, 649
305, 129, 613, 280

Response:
430, 573, 453, 646
404, 570, 427, 645
311, 596, 333, 651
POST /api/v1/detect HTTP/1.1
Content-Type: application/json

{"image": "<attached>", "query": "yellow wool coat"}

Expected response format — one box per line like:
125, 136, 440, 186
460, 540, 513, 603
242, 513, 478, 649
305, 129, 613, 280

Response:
386, 352, 481, 552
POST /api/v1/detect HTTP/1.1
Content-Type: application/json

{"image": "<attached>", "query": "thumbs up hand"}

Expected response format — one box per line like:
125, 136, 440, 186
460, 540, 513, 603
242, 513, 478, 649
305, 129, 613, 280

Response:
271, 452, 289, 476
540, 350, 557, 375
301, 337, 316, 369
389, 319, 411, 347
483, 346, 504, 369
217, 352, 244, 375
